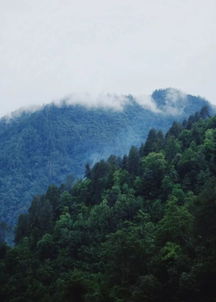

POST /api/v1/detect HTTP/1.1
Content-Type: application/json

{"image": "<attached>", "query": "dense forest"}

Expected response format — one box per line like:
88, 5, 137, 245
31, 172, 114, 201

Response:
0, 89, 212, 238
0, 106, 215, 301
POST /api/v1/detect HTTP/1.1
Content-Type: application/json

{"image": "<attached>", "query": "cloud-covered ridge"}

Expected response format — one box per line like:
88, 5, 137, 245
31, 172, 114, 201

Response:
1, 88, 209, 122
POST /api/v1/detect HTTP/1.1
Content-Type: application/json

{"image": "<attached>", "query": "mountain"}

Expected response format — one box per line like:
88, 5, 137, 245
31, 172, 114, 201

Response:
0, 89, 213, 234
1, 110, 216, 301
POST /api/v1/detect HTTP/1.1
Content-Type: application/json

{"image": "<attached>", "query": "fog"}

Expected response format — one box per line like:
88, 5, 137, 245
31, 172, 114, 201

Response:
0, 0, 215, 116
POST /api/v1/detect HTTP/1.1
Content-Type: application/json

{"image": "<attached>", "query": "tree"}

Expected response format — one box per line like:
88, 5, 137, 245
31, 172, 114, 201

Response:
140, 152, 167, 199
127, 146, 140, 175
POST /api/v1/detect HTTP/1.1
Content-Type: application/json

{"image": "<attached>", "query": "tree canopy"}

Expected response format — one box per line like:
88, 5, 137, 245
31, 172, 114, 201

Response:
0, 108, 216, 301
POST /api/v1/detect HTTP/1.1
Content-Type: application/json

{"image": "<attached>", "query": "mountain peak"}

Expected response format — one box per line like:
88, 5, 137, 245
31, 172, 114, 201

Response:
1, 89, 211, 122
152, 88, 209, 115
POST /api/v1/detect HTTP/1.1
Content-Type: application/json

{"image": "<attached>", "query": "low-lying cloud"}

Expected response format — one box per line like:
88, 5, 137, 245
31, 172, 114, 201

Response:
1, 91, 164, 121
2, 88, 208, 123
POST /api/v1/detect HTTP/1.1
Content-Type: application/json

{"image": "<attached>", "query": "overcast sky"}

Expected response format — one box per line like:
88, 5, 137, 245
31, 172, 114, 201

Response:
0, 0, 215, 116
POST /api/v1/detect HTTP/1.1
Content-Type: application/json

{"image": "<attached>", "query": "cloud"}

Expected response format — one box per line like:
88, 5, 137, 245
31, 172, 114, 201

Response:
162, 88, 187, 115
64, 93, 129, 111
1, 105, 43, 122
0, 0, 215, 117
1, 91, 163, 121
135, 94, 160, 112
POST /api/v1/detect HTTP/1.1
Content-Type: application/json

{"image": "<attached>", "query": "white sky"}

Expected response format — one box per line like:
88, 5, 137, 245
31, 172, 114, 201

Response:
0, 0, 216, 116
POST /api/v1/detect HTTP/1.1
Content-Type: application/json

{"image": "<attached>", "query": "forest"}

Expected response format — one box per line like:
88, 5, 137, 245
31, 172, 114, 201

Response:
0, 89, 211, 238
0, 106, 216, 301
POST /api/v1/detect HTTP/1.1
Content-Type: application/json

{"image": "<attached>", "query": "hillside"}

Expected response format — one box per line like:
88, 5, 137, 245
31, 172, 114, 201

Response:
0, 109, 215, 301
0, 89, 213, 231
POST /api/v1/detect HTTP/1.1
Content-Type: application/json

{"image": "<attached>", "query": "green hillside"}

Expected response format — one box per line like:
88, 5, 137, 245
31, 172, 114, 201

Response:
0, 89, 212, 234
0, 108, 216, 301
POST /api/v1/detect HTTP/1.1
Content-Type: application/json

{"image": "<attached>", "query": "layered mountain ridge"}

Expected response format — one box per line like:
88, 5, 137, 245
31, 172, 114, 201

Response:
0, 88, 213, 234
1, 106, 216, 301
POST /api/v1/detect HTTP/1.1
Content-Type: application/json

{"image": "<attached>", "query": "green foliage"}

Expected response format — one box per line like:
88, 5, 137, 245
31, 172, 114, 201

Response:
0, 92, 211, 240
1, 109, 216, 301
139, 152, 167, 199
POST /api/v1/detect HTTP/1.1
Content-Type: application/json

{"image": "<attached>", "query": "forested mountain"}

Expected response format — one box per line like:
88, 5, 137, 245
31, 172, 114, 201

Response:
0, 108, 215, 301
0, 89, 213, 235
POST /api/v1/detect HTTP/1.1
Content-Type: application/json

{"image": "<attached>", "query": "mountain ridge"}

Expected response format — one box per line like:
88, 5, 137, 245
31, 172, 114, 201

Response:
0, 88, 214, 238
1, 108, 216, 301
1, 88, 212, 121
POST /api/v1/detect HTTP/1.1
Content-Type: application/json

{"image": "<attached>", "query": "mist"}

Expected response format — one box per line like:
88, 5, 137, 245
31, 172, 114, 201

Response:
0, 0, 216, 117
1, 88, 191, 121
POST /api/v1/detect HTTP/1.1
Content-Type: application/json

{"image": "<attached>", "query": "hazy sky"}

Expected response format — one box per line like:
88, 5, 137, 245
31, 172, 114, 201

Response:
0, 0, 216, 116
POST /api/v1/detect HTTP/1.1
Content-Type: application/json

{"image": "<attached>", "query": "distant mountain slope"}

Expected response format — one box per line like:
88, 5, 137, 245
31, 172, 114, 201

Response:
1, 108, 216, 302
0, 89, 213, 231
